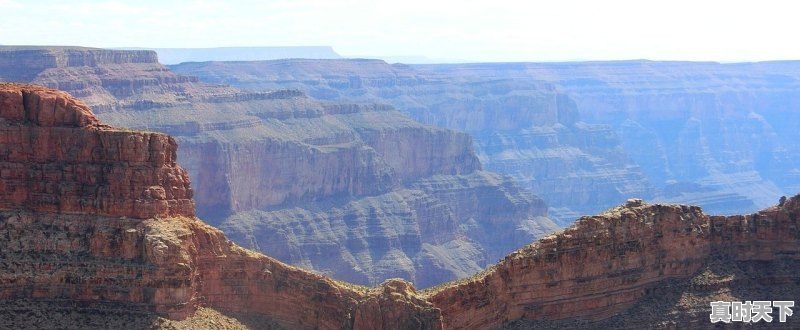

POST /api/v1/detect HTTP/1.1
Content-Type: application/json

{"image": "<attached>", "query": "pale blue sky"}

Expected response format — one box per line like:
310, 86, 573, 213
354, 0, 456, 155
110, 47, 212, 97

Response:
1, 0, 799, 62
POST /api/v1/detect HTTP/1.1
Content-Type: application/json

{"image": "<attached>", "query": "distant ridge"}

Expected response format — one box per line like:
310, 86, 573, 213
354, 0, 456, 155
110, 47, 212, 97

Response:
123, 46, 342, 64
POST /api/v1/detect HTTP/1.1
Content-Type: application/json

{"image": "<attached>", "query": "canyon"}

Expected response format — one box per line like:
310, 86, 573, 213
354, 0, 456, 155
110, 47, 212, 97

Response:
0, 83, 441, 329
172, 59, 800, 221
418, 61, 800, 216
2, 83, 799, 328
0, 46, 558, 288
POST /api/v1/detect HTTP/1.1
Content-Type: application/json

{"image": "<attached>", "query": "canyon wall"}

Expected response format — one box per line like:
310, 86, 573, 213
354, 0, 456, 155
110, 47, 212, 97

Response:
415, 61, 800, 215
0, 47, 557, 288
0, 83, 441, 329
427, 195, 800, 328
0, 84, 194, 219
219, 170, 553, 289
173, 59, 800, 221
2, 83, 798, 328
171, 59, 654, 224
99, 93, 552, 288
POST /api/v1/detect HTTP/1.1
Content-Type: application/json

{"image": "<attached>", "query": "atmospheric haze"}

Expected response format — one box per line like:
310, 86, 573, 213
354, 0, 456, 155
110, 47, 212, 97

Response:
1, 0, 799, 62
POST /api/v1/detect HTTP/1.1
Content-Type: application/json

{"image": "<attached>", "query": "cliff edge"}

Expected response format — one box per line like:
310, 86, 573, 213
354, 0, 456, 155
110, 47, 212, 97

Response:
428, 196, 800, 328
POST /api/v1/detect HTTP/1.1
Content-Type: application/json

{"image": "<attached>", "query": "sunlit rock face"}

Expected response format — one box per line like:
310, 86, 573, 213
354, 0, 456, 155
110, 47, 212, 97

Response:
0, 47, 558, 288
0, 84, 194, 219
428, 195, 800, 329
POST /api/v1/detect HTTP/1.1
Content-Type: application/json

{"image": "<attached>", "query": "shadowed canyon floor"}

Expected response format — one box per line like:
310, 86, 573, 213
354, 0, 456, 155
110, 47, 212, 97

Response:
2, 83, 800, 329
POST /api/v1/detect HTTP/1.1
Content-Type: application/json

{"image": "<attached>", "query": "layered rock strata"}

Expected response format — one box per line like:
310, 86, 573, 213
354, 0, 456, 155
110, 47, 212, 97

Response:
219, 171, 553, 289
426, 196, 800, 328
0, 83, 441, 329
0, 47, 556, 287
170, 59, 655, 224
171, 59, 800, 220
3, 83, 799, 328
0, 84, 193, 219
413, 61, 800, 215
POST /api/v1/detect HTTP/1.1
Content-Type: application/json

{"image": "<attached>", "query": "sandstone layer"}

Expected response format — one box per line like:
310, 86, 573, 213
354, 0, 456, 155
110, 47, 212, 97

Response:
0, 84, 194, 219
426, 196, 800, 328
0, 48, 557, 288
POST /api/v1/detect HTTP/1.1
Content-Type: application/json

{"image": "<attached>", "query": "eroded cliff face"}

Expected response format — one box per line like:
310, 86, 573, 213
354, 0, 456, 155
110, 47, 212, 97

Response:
0, 204, 446, 329
0, 46, 202, 108
172, 59, 800, 222
427, 195, 800, 329
0, 47, 553, 289
0, 84, 194, 219
0, 47, 158, 81
170, 59, 655, 225
0, 83, 441, 329
415, 61, 800, 216
102, 96, 539, 288
219, 171, 553, 289
3, 83, 799, 328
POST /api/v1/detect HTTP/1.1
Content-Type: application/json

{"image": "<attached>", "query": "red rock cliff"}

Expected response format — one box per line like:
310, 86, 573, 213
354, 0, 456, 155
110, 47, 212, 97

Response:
0, 83, 441, 329
0, 84, 194, 219
427, 197, 800, 328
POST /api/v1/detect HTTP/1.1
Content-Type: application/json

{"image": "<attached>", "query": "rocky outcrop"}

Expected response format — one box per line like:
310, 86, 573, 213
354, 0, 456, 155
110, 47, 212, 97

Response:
426, 195, 800, 328
0, 203, 445, 329
352, 279, 442, 329
0, 84, 193, 219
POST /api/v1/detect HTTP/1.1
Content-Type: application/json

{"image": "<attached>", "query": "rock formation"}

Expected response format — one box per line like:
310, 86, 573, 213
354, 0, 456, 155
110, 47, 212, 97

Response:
0, 47, 558, 288
412, 61, 800, 215
426, 196, 800, 328
0, 83, 441, 329
170, 59, 656, 225
2, 83, 798, 328
172, 59, 800, 222
0, 84, 193, 219
219, 171, 552, 289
